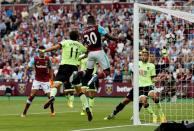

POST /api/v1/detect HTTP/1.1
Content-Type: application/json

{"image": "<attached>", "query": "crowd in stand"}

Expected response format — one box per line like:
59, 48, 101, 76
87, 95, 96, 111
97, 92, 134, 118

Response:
0, 0, 194, 90
0, 0, 101, 4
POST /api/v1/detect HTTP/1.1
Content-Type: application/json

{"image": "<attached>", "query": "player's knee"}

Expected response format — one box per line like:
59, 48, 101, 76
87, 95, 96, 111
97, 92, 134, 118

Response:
80, 88, 87, 94
54, 81, 62, 88
139, 95, 147, 103
29, 95, 35, 100
26, 99, 32, 104
75, 86, 82, 93
148, 90, 160, 103
122, 98, 130, 105
148, 90, 156, 97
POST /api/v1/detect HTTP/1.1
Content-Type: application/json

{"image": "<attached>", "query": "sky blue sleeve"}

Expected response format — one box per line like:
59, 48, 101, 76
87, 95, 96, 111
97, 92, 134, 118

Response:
28, 57, 35, 67
98, 25, 108, 36
48, 58, 52, 69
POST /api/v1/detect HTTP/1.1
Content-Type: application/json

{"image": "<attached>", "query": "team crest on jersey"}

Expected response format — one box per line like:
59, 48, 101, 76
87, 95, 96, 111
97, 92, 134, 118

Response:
18, 83, 26, 94
105, 84, 113, 95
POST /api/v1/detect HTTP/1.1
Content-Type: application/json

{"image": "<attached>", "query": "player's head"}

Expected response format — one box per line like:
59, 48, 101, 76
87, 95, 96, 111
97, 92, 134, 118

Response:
87, 15, 96, 25
149, 53, 155, 63
39, 45, 45, 57
69, 30, 79, 41
141, 49, 149, 63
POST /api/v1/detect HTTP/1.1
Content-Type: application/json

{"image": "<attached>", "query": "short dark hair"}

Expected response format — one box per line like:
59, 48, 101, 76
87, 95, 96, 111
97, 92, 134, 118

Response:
141, 48, 149, 54
87, 15, 96, 25
39, 45, 45, 50
69, 31, 79, 41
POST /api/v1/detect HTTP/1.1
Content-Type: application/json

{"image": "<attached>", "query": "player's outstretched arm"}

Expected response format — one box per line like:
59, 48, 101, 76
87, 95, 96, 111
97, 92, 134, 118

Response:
104, 34, 119, 41
39, 44, 61, 53
98, 25, 120, 42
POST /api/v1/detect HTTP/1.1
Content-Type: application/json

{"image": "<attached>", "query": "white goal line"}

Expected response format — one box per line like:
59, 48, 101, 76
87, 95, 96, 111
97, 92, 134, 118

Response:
71, 124, 158, 131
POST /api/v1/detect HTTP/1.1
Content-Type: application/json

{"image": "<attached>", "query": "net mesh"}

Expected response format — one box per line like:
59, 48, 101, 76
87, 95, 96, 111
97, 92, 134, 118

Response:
134, 4, 194, 124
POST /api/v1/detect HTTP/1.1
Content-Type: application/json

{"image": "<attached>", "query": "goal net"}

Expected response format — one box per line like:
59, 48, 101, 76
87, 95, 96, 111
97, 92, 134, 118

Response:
133, 3, 194, 125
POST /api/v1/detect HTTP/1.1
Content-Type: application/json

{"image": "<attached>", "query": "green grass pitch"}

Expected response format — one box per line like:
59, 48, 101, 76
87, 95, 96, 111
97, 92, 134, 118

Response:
0, 96, 193, 131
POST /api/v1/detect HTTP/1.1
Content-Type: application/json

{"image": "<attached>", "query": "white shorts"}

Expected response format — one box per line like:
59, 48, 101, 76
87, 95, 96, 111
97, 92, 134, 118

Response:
87, 50, 110, 70
32, 80, 50, 94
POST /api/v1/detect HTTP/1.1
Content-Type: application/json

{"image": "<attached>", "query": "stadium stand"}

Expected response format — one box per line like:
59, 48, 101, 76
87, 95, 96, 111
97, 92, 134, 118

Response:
0, 0, 194, 97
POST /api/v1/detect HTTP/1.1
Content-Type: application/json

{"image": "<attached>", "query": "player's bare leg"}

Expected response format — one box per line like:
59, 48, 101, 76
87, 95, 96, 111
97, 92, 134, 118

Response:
44, 82, 61, 109
21, 89, 36, 117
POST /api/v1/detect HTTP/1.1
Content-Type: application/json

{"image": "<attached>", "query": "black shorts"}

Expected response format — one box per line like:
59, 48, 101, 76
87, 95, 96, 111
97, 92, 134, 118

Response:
54, 64, 78, 89
126, 86, 154, 100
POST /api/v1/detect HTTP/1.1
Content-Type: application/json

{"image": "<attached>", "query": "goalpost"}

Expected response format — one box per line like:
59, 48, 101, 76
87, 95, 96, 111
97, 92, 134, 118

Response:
133, 3, 194, 125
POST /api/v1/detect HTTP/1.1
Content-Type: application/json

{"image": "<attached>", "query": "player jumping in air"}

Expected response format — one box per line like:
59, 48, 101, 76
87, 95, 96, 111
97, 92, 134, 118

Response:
70, 15, 120, 90
39, 31, 93, 121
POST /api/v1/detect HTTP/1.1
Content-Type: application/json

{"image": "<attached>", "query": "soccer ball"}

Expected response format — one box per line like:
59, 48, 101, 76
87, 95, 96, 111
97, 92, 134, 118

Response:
166, 33, 176, 43
165, 33, 175, 39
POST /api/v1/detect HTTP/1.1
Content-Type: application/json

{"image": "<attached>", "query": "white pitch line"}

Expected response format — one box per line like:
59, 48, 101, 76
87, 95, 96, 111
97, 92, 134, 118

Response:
0, 110, 78, 116
71, 124, 157, 131
141, 123, 159, 126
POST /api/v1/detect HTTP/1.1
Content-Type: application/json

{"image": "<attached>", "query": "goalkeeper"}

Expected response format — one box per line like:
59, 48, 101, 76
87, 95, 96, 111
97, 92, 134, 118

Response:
104, 49, 166, 123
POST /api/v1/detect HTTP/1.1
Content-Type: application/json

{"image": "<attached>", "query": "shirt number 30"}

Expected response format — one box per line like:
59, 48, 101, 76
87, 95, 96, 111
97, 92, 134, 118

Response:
84, 32, 97, 45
